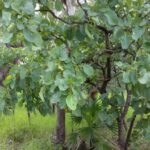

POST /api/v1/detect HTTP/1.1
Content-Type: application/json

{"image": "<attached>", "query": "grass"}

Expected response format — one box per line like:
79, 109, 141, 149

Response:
0, 107, 71, 150
0, 106, 149, 150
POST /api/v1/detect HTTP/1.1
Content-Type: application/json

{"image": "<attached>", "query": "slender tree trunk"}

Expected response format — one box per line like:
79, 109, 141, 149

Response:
55, 105, 66, 149
124, 115, 136, 150
117, 118, 126, 150
117, 88, 132, 150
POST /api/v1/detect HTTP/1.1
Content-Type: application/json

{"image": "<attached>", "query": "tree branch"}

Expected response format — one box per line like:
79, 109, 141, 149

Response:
121, 86, 132, 119
77, 0, 89, 20
35, 8, 112, 34
35, 8, 70, 24
125, 115, 136, 149
100, 33, 112, 93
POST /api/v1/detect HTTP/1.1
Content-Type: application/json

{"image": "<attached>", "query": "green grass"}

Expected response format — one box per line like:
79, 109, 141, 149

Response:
0, 107, 71, 150
0, 107, 149, 150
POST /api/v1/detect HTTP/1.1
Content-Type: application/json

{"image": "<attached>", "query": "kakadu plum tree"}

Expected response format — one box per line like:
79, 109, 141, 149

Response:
0, 0, 150, 150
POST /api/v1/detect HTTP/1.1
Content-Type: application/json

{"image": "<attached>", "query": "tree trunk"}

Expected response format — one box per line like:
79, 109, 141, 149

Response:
118, 118, 126, 150
55, 105, 66, 149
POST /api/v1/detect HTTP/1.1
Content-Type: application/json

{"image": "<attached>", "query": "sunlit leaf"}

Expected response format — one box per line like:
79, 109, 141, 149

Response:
66, 94, 77, 110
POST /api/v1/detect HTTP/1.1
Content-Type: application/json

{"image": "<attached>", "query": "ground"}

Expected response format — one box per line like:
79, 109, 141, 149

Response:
0, 107, 149, 150
0, 107, 71, 150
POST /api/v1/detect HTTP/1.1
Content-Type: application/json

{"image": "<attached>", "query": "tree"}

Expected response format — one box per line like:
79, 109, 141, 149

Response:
0, 0, 150, 149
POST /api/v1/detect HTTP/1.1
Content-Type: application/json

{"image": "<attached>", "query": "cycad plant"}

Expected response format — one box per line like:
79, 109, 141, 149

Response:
67, 99, 118, 150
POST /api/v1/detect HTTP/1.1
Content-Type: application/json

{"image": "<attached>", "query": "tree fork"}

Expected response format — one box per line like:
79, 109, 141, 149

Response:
117, 87, 132, 150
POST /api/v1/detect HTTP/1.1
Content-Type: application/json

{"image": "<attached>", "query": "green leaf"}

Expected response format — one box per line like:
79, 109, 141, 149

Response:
76, 26, 86, 41
113, 27, 124, 40
103, 9, 118, 25
0, 101, 5, 113
123, 72, 130, 83
66, 94, 77, 110
2, 11, 11, 26
42, 71, 53, 85
138, 72, 150, 84
23, 28, 34, 41
132, 27, 145, 41
17, 20, 24, 30
76, 72, 86, 84
60, 48, 68, 61
2, 31, 13, 43
51, 92, 61, 103
55, 77, 68, 91
143, 42, 150, 52
22, 1, 34, 14
7, 23, 15, 32
85, 25, 93, 39
20, 67, 27, 80
0, 87, 7, 98
23, 28, 43, 46
144, 127, 150, 140
130, 71, 137, 85
4, 1, 11, 8
39, 87, 45, 102
83, 64, 94, 77
46, 61, 56, 72
121, 33, 131, 49
11, 0, 24, 12
66, 28, 75, 40
55, 0, 63, 11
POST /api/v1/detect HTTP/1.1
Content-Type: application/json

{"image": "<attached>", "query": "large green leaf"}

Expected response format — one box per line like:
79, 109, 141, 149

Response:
138, 72, 150, 84
55, 77, 68, 91
132, 27, 145, 41
130, 71, 137, 85
2, 11, 11, 26
123, 72, 130, 83
23, 28, 43, 46
103, 9, 119, 25
22, 1, 34, 14
46, 61, 56, 72
83, 64, 94, 77
76, 26, 86, 41
121, 33, 131, 49
66, 94, 77, 110
2, 31, 13, 43
55, 0, 63, 11
11, 0, 24, 12
113, 27, 124, 40
51, 92, 61, 103
4, 0, 11, 8
60, 48, 68, 61
20, 67, 27, 80
42, 71, 53, 85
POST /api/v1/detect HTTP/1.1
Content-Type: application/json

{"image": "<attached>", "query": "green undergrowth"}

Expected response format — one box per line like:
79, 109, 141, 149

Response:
0, 107, 149, 150
0, 107, 72, 150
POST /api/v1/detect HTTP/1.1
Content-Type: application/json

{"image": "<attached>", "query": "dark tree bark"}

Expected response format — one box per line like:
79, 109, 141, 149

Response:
55, 105, 66, 149
125, 115, 136, 150
117, 118, 126, 150
0, 66, 11, 86
76, 140, 88, 150
117, 88, 136, 150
